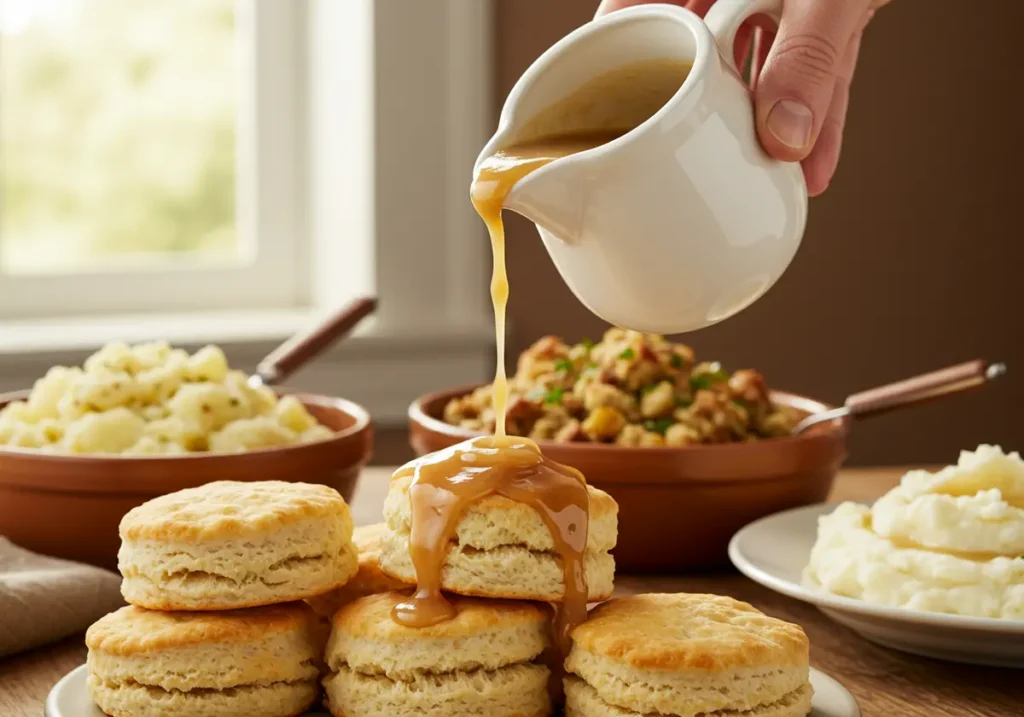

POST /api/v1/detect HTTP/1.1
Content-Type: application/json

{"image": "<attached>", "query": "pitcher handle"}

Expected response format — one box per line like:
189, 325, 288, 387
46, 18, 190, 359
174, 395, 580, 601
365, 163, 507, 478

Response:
704, 0, 784, 75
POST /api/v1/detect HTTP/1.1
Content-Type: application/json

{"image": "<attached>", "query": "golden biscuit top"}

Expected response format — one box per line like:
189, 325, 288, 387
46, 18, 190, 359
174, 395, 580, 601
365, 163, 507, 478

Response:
353, 522, 388, 562
331, 591, 549, 641
86, 603, 319, 655
388, 472, 618, 522
351, 523, 409, 591
570, 593, 808, 671
119, 480, 352, 542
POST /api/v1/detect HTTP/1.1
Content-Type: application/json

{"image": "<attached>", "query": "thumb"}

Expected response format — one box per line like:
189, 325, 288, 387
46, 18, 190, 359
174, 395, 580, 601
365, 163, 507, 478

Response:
755, 0, 865, 161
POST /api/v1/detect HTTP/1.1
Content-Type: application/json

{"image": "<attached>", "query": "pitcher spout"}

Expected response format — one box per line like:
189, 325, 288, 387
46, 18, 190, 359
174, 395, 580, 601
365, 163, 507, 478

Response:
500, 160, 588, 245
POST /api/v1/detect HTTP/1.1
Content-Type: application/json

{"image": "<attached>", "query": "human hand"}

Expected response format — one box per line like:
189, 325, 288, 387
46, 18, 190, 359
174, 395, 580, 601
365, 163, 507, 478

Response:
596, 0, 891, 195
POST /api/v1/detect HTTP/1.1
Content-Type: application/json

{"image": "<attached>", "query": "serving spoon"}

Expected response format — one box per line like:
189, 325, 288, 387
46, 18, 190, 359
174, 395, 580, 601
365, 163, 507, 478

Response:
793, 359, 1007, 435
247, 296, 378, 389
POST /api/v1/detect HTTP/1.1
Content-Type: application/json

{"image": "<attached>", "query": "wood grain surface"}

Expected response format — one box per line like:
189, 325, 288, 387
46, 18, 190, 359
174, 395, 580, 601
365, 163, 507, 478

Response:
1, 466, 1019, 717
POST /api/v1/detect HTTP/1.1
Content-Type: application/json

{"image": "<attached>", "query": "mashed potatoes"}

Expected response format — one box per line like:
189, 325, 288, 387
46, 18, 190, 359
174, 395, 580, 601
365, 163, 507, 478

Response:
0, 342, 334, 455
805, 445, 1024, 620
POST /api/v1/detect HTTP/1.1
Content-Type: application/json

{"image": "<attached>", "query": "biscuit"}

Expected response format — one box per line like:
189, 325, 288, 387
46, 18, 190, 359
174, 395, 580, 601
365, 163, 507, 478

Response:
323, 592, 552, 717
379, 475, 617, 601
564, 678, 813, 717
307, 523, 411, 618
86, 603, 323, 717
118, 480, 358, 610
564, 593, 812, 717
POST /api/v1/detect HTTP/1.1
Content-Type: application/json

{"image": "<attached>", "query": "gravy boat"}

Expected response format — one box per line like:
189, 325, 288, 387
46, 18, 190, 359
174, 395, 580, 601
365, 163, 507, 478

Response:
476, 0, 806, 334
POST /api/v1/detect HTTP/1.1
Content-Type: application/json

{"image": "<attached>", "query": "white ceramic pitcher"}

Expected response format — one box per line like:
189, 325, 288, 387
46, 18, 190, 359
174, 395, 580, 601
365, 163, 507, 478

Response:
475, 0, 806, 334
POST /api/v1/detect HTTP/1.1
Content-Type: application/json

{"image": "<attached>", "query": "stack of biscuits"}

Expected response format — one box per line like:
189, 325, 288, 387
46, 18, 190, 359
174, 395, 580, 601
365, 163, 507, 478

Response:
323, 471, 814, 717
84, 474, 815, 717
317, 477, 620, 717
85, 480, 360, 717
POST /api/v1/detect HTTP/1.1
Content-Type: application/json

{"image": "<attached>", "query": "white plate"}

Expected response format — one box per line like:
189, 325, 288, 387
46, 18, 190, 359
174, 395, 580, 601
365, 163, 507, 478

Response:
47, 663, 859, 717
729, 503, 1024, 668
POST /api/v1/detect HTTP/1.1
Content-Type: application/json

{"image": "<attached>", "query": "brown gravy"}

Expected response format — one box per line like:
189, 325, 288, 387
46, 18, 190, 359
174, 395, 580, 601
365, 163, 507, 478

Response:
391, 436, 589, 647
390, 58, 693, 694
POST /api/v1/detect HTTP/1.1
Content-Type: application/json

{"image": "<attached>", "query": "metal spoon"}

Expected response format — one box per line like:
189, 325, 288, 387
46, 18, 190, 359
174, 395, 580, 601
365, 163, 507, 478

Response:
248, 296, 378, 389
793, 359, 1007, 435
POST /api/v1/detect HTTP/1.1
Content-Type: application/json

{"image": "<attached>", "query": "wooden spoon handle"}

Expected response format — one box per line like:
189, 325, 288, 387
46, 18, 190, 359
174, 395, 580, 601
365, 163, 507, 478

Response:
844, 360, 1004, 420
256, 297, 378, 385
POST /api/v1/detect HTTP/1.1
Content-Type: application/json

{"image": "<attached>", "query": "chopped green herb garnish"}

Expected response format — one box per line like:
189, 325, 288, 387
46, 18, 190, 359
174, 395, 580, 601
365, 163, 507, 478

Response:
644, 418, 674, 435
708, 362, 730, 381
731, 399, 748, 409
544, 387, 564, 405
619, 347, 635, 360
554, 358, 573, 372
690, 363, 730, 391
581, 338, 594, 350
640, 384, 658, 395
669, 354, 684, 368
675, 397, 692, 408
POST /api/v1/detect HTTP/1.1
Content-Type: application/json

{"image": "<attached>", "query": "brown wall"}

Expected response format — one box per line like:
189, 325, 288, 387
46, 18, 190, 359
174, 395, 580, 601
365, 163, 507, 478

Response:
493, 0, 1023, 465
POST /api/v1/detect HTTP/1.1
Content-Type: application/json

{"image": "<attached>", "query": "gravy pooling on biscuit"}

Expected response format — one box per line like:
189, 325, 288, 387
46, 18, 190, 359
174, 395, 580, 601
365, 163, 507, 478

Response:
390, 436, 590, 658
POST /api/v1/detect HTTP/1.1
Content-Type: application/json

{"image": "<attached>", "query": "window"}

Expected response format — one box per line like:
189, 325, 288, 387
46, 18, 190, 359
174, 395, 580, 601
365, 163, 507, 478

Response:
0, 0, 305, 318
0, 0, 495, 423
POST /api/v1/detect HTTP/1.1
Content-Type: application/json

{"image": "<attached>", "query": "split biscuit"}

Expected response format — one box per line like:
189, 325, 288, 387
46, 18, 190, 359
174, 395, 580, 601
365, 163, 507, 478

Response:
307, 522, 411, 618
86, 602, 323, 717
379, 473, 617, 601
119, 480, 358, 610
564, 593, 812, 717
323, 591, 552, 717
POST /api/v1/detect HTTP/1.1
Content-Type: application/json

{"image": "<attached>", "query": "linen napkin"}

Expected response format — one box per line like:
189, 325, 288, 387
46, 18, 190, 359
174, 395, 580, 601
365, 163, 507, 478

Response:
0, 537, 123, 657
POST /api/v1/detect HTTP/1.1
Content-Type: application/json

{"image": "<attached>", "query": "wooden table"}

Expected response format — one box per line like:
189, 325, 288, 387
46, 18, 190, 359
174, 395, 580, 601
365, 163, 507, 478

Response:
2, 467, 1019, 717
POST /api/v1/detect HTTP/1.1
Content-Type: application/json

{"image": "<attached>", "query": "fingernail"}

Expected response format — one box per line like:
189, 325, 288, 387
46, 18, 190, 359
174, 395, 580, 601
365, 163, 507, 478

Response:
766, 99, 813, 151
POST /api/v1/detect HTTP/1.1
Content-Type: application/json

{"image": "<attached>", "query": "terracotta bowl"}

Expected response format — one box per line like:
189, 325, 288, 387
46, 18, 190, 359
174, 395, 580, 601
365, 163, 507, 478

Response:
409, 385, 847, 572
0, 390, 373, 571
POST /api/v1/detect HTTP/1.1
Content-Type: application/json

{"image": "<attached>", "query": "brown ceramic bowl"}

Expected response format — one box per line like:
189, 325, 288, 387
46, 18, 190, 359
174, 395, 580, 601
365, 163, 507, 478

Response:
409, 384, 847, 572
0, 390, 373, 571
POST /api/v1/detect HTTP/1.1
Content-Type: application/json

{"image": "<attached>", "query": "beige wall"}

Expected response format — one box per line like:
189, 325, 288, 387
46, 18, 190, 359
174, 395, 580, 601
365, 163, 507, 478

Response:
493, 0, 1023, 465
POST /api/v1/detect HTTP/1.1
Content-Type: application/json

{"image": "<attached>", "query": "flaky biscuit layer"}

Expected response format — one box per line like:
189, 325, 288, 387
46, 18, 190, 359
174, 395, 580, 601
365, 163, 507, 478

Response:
87, 677, 318, 717
326, 592, 549, 679
379, 527, 614, 602
564, 677, 813, 717
324, 663, 550, 717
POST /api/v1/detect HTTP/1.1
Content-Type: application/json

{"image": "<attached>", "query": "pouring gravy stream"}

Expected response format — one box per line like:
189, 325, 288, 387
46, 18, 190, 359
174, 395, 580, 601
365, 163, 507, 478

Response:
390, 58, 693, 691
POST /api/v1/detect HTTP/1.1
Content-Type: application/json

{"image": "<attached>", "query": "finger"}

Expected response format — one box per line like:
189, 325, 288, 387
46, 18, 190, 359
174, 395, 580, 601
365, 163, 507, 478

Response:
596, 0, 685, 17
754, 0, 866, 161
801, 26, 862, 195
